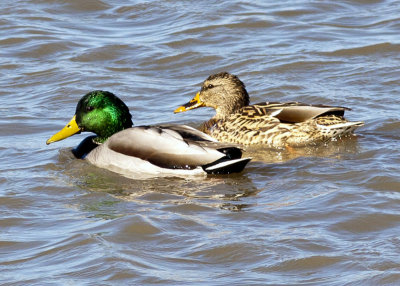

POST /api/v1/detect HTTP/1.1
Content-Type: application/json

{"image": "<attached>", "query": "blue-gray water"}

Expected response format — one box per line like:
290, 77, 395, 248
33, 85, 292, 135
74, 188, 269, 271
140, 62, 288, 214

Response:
1, 1, 400, 285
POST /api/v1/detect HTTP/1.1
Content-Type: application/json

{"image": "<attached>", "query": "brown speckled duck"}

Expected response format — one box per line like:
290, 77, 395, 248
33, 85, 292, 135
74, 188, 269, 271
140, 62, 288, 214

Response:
174, 72, 364, 148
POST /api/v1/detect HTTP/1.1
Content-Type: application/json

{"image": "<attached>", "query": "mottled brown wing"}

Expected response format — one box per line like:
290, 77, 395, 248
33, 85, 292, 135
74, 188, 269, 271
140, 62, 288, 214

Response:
206, 106, 282, 144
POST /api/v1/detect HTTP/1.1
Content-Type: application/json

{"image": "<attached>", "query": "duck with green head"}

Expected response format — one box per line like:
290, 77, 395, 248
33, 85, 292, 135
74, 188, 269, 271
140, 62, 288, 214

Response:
175, 72, 364, 148
46, 90, 251, 177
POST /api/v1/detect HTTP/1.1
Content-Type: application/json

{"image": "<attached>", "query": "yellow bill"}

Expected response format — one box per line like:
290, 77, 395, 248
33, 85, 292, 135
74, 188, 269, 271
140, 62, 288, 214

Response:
174, 92, 205, 113
46, 115, 81, 145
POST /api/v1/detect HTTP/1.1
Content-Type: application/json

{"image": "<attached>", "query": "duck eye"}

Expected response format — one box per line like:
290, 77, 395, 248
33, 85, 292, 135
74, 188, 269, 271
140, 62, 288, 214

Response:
86, 106, 94, 112
207, 84, 214, 89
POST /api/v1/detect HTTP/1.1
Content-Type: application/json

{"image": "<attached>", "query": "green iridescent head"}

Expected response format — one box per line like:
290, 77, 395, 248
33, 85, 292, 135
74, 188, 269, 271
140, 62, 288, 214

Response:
46, 90, 133, 144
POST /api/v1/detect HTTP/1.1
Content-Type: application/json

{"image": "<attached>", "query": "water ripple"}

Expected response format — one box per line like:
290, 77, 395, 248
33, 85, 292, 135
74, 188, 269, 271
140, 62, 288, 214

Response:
1, 0, 400, 285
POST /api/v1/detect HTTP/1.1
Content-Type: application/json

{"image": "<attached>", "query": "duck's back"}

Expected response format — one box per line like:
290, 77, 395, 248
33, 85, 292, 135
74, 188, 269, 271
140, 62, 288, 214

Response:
201, 102, 364, 147
85, 125, 251, 176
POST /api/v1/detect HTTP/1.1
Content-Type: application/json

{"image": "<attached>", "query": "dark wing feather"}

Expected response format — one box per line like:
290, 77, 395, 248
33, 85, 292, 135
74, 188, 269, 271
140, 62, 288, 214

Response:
252, 102, 349, 123
156, 124, 218, 142
157, 124, 244, 150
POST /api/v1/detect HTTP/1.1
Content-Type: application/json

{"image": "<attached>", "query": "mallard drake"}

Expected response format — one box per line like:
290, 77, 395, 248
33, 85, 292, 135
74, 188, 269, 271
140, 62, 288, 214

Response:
174, 72, 364, 147
46, 90, 251, 177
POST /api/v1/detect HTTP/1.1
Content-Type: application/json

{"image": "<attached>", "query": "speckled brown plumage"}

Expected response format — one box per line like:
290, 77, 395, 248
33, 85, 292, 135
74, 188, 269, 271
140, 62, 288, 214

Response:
175, 72, 364, 148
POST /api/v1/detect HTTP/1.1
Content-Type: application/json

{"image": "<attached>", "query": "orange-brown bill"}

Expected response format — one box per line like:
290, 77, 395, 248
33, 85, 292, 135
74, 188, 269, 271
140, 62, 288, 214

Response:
174, 92, 205, 113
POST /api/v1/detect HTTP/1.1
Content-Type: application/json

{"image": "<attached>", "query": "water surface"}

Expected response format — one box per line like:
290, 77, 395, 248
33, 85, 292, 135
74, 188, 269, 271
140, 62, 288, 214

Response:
1, 0, 400, 285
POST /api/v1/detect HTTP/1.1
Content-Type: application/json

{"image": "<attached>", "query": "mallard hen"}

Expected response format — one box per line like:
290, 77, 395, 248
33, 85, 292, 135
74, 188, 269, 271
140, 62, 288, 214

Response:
175, 72, 364, 147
